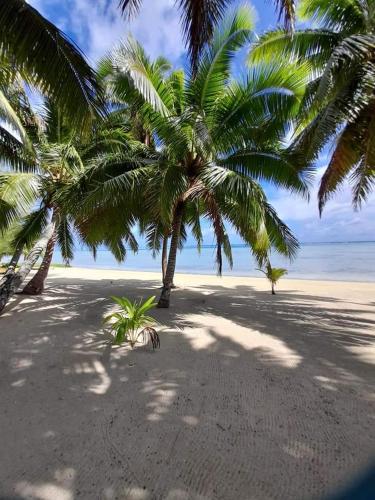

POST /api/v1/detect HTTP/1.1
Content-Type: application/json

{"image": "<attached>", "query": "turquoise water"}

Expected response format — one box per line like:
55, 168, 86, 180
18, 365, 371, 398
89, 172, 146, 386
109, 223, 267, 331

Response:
54, 242, 375, 282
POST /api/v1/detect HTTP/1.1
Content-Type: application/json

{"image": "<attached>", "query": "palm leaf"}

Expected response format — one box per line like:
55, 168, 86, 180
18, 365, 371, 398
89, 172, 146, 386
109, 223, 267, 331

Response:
249, 29, 340, 68
118, 0, 296, 71
105, 37, 174, 116
298, 0, 366, 32
0, 89, 30, 146
0, 172, 39, 231
13, 207, 49, 248
0, 0, 104, 129
275, 0, 295, 31
188, 5, 254, 115
0, 125, 35, 171
56, 215, 74, 263
218, 149, 311, 197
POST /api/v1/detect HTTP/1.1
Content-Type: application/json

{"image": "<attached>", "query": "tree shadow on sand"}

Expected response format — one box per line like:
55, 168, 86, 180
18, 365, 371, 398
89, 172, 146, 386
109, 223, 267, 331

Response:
1, 275, 375, 500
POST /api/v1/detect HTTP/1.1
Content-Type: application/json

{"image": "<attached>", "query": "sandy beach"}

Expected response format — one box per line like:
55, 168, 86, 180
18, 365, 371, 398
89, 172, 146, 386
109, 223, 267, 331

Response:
1, 267, 375, 500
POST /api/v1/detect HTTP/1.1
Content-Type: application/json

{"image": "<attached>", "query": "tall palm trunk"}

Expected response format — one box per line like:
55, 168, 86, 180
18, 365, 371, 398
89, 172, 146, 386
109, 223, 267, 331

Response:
22, 228, 57, 295
0, 222, 55, 314
157, 203, 184, 308
161, 234, 168, 285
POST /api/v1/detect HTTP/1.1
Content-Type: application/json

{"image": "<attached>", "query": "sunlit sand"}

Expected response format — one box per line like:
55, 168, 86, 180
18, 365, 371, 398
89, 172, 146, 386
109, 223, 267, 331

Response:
1, 268, 375, 499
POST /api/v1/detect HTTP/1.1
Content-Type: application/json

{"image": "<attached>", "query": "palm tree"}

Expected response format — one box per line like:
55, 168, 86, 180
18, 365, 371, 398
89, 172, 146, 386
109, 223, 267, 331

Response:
97, 6, 311, 308
0, 85, 56, 309
0, 97, 144, 309
118, 0, 295, 72
19, 103, 145, 295
0, 165, 40, 279
249, 0, 375, 212
257, 261, 288, 294
0, 0, 104, 129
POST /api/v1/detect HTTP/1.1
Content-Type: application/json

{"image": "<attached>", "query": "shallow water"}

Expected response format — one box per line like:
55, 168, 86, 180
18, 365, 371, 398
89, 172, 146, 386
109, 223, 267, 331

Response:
54, 241, 375, 282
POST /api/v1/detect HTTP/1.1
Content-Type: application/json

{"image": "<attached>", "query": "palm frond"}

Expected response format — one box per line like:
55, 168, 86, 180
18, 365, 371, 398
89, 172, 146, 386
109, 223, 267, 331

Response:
118, 0, 142, 18
298, 0, 367, 32
106, 37, 174, 116
351, 159, 375, 210
56, 215, 74, 263
263, 202, 299, 260
13, 207, 49, 248
0, 0, 104, 128
318, 121, 362, 213
178, 0, 231, 74
0, 172, 39, 231
249, 29, 340, 68
0, 125, 35, 171
219, 149, 311, 197
188, 5, 254, 114
118, 0, 232, 73
274, 0, 295, 31
0, 89, 29, 145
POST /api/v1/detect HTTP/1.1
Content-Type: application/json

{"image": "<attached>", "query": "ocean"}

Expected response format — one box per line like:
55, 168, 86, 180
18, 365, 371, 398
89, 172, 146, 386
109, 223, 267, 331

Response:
54, 241, 375, 282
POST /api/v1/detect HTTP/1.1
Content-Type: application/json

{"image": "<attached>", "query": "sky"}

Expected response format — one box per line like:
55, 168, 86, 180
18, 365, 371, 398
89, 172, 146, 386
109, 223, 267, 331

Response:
29, 0, 375, 244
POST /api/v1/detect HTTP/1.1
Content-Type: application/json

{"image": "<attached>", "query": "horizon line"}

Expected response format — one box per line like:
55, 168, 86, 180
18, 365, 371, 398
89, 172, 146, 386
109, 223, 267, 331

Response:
70, 240, 375, 252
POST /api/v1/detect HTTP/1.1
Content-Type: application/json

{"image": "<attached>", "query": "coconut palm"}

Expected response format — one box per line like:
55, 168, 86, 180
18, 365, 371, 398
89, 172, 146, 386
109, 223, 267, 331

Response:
118, 0, 295, 71
257, 261, 288, 294
0, 98, 146, 312
20, 103, 146, 295
249, 0, 375, 212
0, 0, 104, 130
0, 84, 57, 307
0, 169, 41, 312
97, 6, 311, 308
104, 295, 159, 348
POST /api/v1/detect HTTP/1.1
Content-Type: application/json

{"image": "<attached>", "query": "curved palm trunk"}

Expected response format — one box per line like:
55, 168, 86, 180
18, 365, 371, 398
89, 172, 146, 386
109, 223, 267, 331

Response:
271, 282, 275, 295
0, 243, 23, 283
161, 235, 168, 285
0, 222, 55, 314
157, 203, 184, 308
22, 228, 57, 295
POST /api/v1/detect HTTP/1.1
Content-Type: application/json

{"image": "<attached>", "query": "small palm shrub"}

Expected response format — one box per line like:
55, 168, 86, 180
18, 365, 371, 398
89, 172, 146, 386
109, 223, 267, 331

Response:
257, 262, 288, 295
104, 295, 160, 349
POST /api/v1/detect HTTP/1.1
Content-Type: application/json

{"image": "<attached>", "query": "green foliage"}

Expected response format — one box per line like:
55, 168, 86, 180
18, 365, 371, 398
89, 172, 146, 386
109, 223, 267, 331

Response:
267, 266, 288, 284
104, 295, 160, 348
249, 0, 375, 211
257, 262, 288, 293
0, 225, 18, 260
118, 0, 296, 71
0, 78, 38, 171
0, 0, 104, 130
0, 94, 143, 271
0, 172, 39, 233
92, 6, 310, 276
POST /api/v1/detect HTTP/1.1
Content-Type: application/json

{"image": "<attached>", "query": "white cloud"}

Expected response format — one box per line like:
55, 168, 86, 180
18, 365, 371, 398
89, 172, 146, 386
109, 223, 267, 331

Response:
269, 167, 375, 242
29, 0, 185, 64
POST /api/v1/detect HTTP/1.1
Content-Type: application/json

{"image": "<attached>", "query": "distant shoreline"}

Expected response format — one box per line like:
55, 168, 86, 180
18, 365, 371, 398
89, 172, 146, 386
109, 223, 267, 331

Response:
50, 239, 375, 283
71, 240, 375, 252
50, 264, 375, 284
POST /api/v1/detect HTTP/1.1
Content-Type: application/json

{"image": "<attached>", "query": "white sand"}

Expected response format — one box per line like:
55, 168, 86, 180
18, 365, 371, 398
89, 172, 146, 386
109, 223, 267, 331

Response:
1, 267, 375, 500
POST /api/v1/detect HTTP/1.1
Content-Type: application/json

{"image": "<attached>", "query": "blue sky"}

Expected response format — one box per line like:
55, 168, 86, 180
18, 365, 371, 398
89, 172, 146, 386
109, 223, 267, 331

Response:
29, 0, 375, 243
